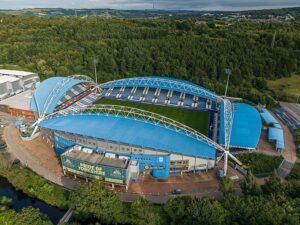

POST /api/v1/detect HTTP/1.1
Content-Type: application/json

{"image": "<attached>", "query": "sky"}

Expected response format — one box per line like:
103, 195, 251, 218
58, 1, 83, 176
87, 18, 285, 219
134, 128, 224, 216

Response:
0, 0, 299, 11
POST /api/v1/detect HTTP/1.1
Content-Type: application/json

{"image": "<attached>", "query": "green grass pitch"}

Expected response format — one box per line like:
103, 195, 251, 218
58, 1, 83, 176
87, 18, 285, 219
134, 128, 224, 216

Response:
95, 98, 210, 136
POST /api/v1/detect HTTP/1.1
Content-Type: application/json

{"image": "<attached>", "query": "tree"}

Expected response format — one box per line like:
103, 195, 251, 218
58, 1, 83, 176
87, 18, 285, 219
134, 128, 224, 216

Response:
0, 210, 16, 225
185, 197, 228, 225
164, 196, 191, 224
130, 198, 163, 225
240, 171, 262, 196
219, 176, 234, 197
285, 180, 300, 198
221, 195, 299, 225
14, 207, 52, 225
262, 170, 284, 195
69, 181, 125, 224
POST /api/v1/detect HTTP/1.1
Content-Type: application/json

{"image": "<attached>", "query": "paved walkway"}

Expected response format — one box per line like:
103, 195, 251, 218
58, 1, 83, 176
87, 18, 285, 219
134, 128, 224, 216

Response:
3, 124, 238, 203
3, 125, 76, 189
280, 120, 297, 163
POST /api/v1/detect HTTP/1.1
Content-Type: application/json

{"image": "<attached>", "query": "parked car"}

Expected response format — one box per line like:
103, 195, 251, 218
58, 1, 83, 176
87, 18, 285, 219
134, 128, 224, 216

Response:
11, 159, 20, 165
171, 189, 182, 195
0, 141, 6, 150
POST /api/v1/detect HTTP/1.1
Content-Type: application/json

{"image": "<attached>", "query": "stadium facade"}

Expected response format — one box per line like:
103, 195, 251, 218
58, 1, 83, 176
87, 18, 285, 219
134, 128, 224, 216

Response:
30, 75, 262, 186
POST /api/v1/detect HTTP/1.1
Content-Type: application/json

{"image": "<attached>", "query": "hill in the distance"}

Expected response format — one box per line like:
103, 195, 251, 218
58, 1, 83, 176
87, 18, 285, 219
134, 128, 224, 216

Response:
0, 7, 299, 20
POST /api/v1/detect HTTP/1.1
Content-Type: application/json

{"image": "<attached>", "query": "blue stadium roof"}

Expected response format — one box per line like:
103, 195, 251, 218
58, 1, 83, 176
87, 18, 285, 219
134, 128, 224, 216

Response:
30, 77, 85, 115
268, 127, 285, 150
39, 113, 216, 159
260, 108, 280, 125
99, 76, 219, 101
219, 103, 262, 149
274, 123, 282, 129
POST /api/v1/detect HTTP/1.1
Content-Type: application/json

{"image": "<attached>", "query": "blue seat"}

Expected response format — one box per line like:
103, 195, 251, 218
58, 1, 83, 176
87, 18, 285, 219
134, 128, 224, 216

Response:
170, 91, 180, 105
157, 89, 168, 104
109, 87, 121, 98
184, 94, 193, 107
144, 88, 156, 103
132, 87, 144, 101
119, 87, 131, 100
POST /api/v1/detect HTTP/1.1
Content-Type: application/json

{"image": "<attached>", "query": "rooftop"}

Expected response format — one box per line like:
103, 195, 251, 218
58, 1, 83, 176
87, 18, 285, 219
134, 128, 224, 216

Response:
63, 148, 129, 169
0, 89, 33, 110
219, 103, 262, 149
260, 108, 279, 125
268, 127, 285, 150
30, 77, 87, 114
0, 69, 37, 77
0, 75, 20, 84
39, 113, 216, 159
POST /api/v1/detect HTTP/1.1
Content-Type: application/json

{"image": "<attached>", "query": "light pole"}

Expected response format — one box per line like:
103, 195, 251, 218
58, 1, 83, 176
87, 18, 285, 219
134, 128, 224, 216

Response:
92, 58, 98, 84
225, 68, 232, 98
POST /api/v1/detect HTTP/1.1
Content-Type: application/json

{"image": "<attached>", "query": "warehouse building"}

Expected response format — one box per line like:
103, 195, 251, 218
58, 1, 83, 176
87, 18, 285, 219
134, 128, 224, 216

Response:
0, 75, 23, 100
0, 69, 40, 90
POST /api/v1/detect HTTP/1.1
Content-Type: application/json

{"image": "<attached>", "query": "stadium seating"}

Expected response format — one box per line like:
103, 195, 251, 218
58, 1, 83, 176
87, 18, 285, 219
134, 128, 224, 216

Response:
170, 91, 180, 106
132, 87, 144, 101
144, 88, 156, 103
196, 98, 207, 110
109, 87, 121, 98
157, 89, 168, 104
183, 94, 193, 107
98, 76, 221, 113
57, 83, 89, 105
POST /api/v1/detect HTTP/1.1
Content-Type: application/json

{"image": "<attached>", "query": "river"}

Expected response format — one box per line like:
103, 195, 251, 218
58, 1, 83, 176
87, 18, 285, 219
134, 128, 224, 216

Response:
0, 176, 65, 224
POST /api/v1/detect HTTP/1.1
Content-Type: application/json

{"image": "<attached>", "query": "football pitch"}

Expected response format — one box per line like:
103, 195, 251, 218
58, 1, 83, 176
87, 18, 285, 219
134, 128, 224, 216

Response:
95, 98, 210, 136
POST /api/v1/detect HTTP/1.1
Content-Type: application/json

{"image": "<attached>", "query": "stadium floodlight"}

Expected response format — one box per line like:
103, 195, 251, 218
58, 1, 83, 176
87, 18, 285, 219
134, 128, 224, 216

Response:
225, 68, 232, 98
92, 58, 98, 84
216, 98, 240, 176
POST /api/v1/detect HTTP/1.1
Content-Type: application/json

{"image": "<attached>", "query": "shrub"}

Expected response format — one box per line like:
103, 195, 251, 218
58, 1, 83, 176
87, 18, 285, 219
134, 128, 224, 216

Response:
237, 153, 283, 175
288, 163, 300, 180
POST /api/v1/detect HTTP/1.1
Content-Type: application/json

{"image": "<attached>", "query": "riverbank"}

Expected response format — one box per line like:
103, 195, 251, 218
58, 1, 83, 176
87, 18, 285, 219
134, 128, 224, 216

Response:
0, 152, 68, 210
0, 177, 65, 224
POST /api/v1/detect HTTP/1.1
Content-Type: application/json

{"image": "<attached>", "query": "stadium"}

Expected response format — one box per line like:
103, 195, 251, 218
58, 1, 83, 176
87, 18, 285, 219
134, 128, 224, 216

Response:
10, 73, 271, 188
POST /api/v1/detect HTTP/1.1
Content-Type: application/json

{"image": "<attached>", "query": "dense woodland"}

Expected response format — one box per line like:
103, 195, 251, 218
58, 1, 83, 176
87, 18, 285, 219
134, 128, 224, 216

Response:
68, 173, 300, 225
0, 17, 299, 105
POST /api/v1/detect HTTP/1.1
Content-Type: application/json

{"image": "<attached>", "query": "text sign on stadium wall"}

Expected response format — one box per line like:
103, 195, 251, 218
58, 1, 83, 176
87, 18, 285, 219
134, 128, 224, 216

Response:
78, 163, 105, 176
61, 156, 126, 184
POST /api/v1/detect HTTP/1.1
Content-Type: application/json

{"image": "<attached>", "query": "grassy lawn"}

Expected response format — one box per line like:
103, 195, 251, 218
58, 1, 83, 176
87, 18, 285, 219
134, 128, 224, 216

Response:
0, 64, 27, 71
237, 153, 283, 175
267, 74, 300, 102
95, 98, 210, 135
